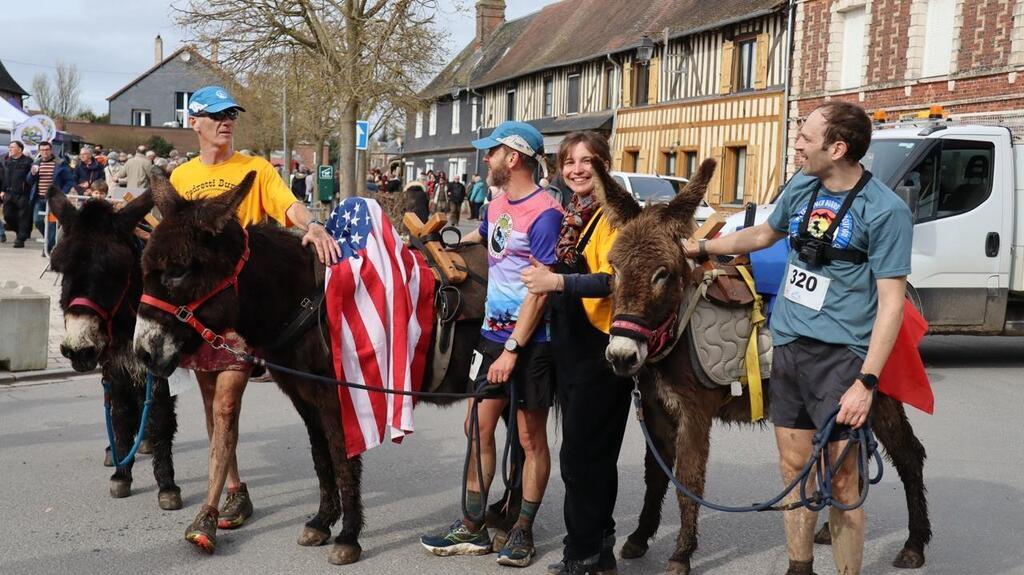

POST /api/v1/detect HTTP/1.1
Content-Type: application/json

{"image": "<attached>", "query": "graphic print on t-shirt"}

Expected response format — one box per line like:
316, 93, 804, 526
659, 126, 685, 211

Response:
490, 212, 513, 258
788, 196, 854, 249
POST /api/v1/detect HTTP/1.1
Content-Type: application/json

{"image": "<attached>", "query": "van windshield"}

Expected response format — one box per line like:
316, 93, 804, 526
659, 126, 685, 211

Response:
630, 176, 676, 203
862, 139, 920, 186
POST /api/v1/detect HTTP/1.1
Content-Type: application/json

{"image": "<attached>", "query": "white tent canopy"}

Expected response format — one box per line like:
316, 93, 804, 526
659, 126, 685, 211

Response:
0, 97, 30, 132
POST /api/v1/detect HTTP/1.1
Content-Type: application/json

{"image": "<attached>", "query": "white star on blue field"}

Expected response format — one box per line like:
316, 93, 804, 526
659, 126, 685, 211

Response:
326, 198, 373, 260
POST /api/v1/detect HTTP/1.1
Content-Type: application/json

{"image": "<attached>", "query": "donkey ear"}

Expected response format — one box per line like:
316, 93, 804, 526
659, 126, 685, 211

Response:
47, 184, 78, 228
590, 159, 640, 228
198, 170, 258, 233
115, 190, 154, 233
149, 166, 181, 217
664, 158, 716, 224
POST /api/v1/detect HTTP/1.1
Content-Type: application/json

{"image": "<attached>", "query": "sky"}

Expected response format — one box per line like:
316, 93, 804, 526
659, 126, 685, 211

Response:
1, 0, 553, 116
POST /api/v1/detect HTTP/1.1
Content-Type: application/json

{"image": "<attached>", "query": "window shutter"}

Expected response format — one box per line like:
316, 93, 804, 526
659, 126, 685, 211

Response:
648, 56, 661, 105
709, 146, 725, 204
755, 33, 770, 90
622, 63, 633, 107
720, 41, 735, 94
744, 146, 760, 203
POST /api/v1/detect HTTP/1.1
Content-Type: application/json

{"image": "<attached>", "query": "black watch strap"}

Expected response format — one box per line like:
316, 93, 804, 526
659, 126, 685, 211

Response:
857, 372, 879, 390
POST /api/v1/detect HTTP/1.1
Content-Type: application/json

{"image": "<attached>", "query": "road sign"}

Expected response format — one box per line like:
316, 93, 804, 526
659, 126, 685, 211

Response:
356, 120, 369, 151
317, 165, 335, 202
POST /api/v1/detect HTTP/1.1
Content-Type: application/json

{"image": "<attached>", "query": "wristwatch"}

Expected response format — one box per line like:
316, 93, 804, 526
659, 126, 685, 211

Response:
857, 372, 879, 390
503, 337, 522, 354
308, 219, 325, 228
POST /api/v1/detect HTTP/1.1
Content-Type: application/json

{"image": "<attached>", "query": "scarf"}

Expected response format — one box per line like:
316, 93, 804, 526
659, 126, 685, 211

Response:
556, 192, 599, 266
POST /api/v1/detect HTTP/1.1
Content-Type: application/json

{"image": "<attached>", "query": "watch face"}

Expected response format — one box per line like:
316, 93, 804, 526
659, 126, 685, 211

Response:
504, 338, 518, 352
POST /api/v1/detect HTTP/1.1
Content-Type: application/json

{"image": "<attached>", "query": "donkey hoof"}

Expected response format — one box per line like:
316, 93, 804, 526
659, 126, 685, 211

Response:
619, 538, 649, 559
103, 447, 113, 467
298, 526, 331, 547
814, 522, 832, 545
109, 479, 131, 499
665, 559, 690, 575
158, 488, 183, 510
893, 547, 925, 569
327, 542, 362, 565
137, 438, 153, 455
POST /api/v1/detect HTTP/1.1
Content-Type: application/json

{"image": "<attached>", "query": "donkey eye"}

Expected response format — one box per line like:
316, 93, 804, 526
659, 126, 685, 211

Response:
165, 264, 188, 280
652, 267, 669, 286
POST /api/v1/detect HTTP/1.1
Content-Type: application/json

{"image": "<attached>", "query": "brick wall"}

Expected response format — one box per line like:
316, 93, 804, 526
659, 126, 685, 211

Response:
65, 121, 198, 153
799, 0, 835, 93
867, 0, 911, 84
958, 0, 1017, 71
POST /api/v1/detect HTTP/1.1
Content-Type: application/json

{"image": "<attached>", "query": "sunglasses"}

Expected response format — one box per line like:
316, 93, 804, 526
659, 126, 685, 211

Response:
196, 108, 239, 122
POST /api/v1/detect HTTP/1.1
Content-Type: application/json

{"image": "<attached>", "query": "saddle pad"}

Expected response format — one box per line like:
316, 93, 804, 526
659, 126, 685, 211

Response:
687, 296, 772, 390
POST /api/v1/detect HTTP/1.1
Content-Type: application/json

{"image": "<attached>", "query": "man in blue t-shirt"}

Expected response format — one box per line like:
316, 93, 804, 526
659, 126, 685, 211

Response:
682, 102, 912, 575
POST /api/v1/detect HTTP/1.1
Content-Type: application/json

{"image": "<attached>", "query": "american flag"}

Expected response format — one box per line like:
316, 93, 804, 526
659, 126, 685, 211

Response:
324, 198, 436, 457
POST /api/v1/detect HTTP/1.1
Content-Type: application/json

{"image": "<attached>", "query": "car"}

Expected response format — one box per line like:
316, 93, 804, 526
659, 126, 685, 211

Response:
608, 171, 717, 225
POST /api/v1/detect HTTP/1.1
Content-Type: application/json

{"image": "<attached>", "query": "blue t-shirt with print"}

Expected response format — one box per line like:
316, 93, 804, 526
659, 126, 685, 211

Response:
766, 170, 913, 358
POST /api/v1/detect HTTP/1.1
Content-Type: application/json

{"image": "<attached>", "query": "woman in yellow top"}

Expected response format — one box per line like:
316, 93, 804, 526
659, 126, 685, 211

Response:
520, 131, 630, 574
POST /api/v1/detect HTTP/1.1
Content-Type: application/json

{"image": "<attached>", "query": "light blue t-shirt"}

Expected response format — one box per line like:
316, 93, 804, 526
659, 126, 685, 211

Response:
766, 170, 913, 358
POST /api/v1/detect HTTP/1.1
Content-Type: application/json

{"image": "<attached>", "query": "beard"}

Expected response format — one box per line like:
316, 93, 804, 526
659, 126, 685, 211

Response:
487, 163, 510, 189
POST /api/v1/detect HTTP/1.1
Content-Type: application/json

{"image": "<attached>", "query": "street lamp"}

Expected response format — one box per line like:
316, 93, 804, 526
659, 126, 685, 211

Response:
636, 34, 655, 65
451, 84, 462, 100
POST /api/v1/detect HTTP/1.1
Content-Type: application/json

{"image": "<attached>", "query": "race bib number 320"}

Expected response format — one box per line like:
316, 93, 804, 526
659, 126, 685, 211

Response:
783, 263, 830, 311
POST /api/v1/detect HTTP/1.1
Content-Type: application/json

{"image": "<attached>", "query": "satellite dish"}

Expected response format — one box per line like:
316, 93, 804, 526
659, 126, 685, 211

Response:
180, 51, 191, 62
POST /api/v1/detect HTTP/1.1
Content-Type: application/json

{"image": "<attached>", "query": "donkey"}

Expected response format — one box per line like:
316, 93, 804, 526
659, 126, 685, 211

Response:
132, 171, 486, 565
601, 160, 930, 574
47, 189, 182, 511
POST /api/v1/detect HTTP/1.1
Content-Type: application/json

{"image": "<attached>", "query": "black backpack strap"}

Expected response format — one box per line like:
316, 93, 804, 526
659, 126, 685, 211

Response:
576, 209, 604, 255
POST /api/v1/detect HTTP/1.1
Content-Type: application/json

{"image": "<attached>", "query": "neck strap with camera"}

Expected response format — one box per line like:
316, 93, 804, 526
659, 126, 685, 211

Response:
791, 169, 872, 267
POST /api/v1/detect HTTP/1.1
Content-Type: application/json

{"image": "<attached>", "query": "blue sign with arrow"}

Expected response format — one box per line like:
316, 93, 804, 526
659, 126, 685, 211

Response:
356, 120, 369, 151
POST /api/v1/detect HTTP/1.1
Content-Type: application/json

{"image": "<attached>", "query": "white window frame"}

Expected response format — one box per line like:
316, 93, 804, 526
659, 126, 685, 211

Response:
543, 77, 553, 117
451, 99, 461, 134
506, 89, 516, 121
921, 0, 955, 77
448, 159, 459, 180
457, 158, 467, 181
404, 161, 415, 183
132, 109, 151, 127
424, 159, 434, 173
415, 111, 423, 138
566, 72, 581, 115
840, 7, 866, 90
174, 91, 193, 127
471, 97, 479, 132
428, 103, 437, 136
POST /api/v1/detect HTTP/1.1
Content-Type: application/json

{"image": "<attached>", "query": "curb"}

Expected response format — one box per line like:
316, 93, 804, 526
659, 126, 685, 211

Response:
0, 367, 96, 386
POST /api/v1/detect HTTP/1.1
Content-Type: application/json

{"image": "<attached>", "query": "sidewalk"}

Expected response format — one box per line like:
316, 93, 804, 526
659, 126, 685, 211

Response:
0, 232, 86, 384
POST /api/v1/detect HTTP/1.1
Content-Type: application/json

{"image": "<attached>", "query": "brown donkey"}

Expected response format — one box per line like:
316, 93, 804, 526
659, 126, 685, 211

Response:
602, 160, 929, 574
132, 171, 487, 565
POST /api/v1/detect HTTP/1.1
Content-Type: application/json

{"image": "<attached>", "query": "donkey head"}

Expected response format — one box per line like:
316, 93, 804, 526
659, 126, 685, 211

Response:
605, 159, 716, 376
48, 187, 153, 371
133, 169, 257, 377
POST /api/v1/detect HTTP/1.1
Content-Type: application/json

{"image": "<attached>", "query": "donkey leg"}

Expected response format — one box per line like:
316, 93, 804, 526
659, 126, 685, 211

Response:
148, 381, 182, 510
622, 395, 677, 560
873, 395, 930, 569
312, 401, 363, 565
284, 393, 341, 547
108, 381, 139, 499
665, 410, 714, 575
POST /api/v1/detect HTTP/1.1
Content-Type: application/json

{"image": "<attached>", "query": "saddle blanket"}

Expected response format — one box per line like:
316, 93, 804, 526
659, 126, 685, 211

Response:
325, 198, 436, 458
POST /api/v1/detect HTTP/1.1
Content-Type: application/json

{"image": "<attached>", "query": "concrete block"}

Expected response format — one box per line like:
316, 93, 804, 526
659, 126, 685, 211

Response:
0, 281, 50, 371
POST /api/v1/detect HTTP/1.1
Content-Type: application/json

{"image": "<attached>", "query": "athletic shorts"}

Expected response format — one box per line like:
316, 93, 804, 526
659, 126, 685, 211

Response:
177, 330, 252, 373
769, 337, 866, 440
473, 337, 554, 411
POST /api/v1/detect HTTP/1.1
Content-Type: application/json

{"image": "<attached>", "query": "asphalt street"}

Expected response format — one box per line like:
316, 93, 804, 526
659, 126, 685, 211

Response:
2, 336, 1023, 575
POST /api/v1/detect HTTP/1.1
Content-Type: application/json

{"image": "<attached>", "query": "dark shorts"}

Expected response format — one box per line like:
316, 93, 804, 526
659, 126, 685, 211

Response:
770, 337, 865, 440
474, 337, 554, 411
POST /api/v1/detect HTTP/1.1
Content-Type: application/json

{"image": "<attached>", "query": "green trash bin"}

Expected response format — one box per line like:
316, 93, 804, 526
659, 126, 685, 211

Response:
317, 165, 335, 202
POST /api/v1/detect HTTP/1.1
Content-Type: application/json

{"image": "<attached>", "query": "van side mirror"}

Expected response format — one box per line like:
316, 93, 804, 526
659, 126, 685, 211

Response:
895, 174, 921, 217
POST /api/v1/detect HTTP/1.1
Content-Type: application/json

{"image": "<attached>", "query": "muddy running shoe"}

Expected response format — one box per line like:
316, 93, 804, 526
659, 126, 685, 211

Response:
218, 483, 254, 529
420, 519, 491, 556
185, 505, 219, 554
496, 525, 535, 567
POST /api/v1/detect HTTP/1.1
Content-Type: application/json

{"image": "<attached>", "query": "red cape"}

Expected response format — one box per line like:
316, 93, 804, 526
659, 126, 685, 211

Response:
879, 299, 934, 414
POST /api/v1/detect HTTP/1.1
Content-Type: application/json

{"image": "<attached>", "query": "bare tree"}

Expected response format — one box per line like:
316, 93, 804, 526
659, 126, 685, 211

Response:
32, 62, 83, 121
175, 0, 446, 198
31, 73, 56, 117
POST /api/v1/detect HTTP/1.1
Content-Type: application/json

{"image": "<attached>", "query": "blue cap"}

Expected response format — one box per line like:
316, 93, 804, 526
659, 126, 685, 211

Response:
188, 86, 246, 116
471, 121, 544, 159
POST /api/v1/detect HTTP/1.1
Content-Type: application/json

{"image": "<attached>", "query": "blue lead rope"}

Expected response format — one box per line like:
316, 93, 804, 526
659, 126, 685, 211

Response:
103, 372, 155, 470
632, 378, 883, 513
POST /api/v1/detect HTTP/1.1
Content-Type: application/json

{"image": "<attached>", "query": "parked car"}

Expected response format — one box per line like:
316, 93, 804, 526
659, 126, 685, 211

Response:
609, 171, 716, 225
661, 175, 716, 225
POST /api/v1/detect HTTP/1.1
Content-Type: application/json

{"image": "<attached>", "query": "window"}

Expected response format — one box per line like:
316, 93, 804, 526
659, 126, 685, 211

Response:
922, 0, 955, 77
723, 146, 747, 205
543, 77, 553, 117
840, 7, 866, 89
662, 152, 677, 176
567, 72, 581, 115
428, 103, 437, 136
471, 97, 479, 132
632, 62, 649, 106
448, 159, 459, 180
458, 158, 467, 180
405, 161, 415, 183
629, 176, 676, 204
683, 151, 698, 179
735, 39, 756, 92
901, 140, 995, 222
415, 111, 423, 138
506, 89, 516, 121
424, 159, 434, 173
131, 109, 151, 127
174, 91, 193, 127
452, 99, 461, 134
623, 149, 640, 172
604, 66, 615, 109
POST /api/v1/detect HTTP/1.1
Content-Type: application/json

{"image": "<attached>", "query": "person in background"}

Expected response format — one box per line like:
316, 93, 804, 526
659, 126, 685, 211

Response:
468, 173, 486, 220
89, 180, 109, 201
1, 141, 34, 246
291, 167, 309, 200
120, 145, 152, 190
446, 173, 466, 226
404, 180, 430, 224
27, 141, 74, 253
104, 154, 124, 187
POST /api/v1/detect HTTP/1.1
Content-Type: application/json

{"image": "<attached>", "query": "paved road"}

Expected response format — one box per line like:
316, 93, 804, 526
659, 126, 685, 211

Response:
2, 336, 1023, 575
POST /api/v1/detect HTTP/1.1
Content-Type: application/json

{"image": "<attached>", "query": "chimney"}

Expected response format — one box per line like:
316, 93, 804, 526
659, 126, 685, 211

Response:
154, 34, 164, 65
475, 0, 506, 48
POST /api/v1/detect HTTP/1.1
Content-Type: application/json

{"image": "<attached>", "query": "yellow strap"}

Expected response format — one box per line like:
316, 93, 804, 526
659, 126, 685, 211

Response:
735, 265, 766, 421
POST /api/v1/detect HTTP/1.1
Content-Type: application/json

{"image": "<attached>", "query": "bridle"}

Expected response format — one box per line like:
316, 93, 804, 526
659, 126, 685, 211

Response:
610, 309, 680, 361
139, 228, 250, 350
68, 279, 134, 343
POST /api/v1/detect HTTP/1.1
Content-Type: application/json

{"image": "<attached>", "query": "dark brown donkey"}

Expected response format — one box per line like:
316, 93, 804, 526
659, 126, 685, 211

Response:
601, 160, 929, 574
132, 171, 486, 565
47, 189, 182, 510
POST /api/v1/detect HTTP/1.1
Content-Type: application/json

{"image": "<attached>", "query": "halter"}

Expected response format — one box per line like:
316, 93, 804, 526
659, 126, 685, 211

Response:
68, 279, 133, 343
610, 309, 680, 360
139, 228, 250, 350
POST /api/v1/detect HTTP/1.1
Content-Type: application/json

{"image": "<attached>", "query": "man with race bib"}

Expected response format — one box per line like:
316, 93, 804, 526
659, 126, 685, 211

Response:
682, 101, 912, 575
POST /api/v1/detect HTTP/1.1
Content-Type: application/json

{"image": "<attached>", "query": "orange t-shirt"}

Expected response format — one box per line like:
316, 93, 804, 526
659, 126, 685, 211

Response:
169, 152, 297, 227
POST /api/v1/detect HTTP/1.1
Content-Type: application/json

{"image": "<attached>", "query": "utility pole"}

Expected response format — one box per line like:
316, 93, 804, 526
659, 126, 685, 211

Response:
282, 76, 290, 184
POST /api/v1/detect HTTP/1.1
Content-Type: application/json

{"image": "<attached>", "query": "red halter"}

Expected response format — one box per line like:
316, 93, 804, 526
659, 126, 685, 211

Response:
609, 310, 679, 359
68, 279, 133, 343
139, 228, 250, 350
